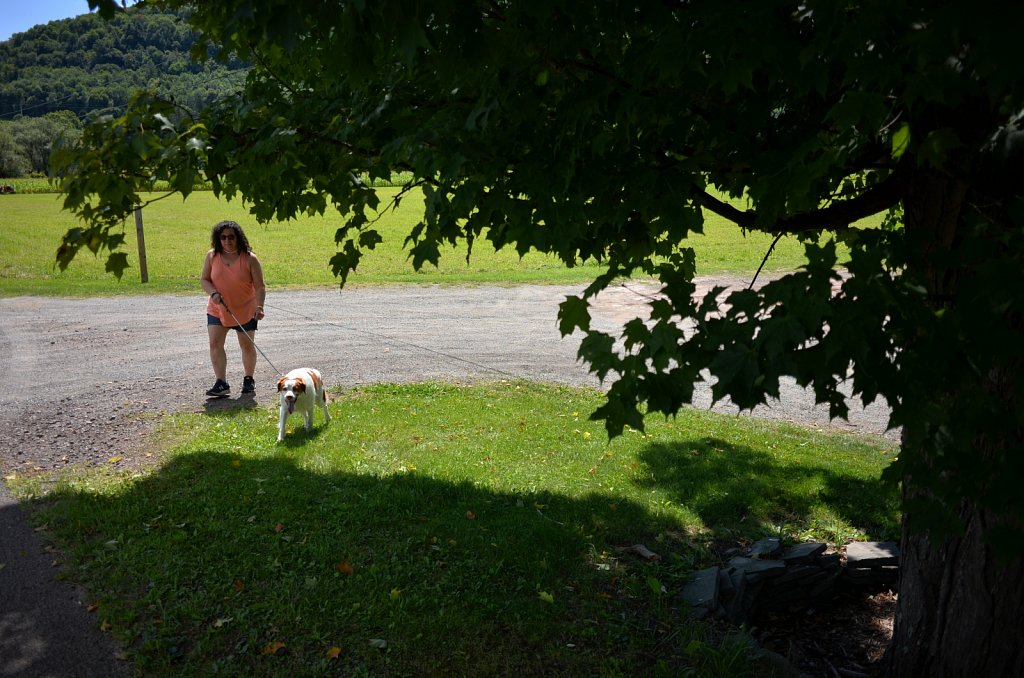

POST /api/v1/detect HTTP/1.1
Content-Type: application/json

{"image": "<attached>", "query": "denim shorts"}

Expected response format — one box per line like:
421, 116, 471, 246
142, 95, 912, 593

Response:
207, 314, 258, 332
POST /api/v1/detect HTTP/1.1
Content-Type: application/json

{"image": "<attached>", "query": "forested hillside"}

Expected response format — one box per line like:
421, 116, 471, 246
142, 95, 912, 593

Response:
0, 5, 247, 121
0, 5, 247, 177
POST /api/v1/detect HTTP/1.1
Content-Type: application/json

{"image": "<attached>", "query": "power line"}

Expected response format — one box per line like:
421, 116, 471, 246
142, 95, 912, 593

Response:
0, 92, 79, 119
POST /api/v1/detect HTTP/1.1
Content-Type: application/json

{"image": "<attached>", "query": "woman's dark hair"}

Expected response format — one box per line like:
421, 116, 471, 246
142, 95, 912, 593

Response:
210, 220, 252, 254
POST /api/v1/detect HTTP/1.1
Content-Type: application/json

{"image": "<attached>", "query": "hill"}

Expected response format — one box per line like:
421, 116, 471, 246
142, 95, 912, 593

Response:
0, 5, 247, 121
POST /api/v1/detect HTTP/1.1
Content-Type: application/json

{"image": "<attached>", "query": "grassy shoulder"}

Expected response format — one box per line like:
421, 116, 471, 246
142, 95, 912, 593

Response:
0, 188, 849, 297
11, 381, 899, 677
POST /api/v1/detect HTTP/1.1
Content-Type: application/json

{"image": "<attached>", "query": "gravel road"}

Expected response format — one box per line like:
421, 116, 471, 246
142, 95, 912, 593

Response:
0, 278, 895, 475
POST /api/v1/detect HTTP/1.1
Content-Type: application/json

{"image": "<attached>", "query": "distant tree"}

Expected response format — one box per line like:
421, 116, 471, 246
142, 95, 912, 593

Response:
0, 126, 30, 177
54, 1, 1024, 675
8, 113, 81, 174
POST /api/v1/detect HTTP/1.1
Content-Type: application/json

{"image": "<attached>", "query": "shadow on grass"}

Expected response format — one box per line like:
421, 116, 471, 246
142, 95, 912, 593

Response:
634, 438, 899, 542
17, 417, 897, 677
203, 394, 260, 414
27, 450, 719, 677
202, 396, 328, 446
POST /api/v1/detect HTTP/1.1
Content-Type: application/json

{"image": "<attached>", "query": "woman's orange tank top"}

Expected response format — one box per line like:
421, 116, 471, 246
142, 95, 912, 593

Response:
206, 252, 257, 327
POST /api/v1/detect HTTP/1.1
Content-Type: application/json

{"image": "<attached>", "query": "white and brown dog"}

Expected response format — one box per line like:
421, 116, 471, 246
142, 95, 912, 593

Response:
276, 368, 331, 442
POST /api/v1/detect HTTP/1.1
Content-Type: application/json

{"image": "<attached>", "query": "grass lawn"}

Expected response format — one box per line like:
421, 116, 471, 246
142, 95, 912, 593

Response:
10, 382, 899, 677
0, 187, 859, 296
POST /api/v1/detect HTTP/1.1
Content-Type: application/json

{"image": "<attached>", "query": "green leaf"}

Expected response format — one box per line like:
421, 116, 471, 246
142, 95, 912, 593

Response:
408, 239, 440, 270
153, 113, 175, 132
329, 240, 363, 285
104, 252, 130, 279
359, 229, 383, 250
710, 345, 757, 388
918, 128, 962, 168
578, 332, 617, 382
558, 295, 591, 335
891, 123, 911, 159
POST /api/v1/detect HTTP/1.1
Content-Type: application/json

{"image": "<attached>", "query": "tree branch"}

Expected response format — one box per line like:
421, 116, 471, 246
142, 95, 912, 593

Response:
750, 233, 784, 289
249, 42, 299, 98
693, 169, 904, 234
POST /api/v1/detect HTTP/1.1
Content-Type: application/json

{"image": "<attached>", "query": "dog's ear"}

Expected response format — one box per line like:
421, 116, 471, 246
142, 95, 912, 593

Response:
276, 377, 287, 391
295, 381, 307, 393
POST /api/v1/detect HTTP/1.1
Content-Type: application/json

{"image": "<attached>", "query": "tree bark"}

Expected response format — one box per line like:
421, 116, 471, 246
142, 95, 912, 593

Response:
885, 170, 1024, 676
888, 495, 1024, 676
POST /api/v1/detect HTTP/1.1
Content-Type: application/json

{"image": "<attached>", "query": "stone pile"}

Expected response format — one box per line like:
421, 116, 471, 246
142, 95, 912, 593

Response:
682, 538, 899, 624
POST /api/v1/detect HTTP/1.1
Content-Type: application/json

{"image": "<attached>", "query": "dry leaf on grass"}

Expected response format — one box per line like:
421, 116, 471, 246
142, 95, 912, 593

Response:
621, 544, 660, 561
261, 641, 286, 655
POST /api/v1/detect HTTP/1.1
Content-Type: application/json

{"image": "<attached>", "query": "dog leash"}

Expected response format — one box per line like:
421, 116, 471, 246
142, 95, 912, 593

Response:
220, 302, 285, 377
262, 302, 523, 381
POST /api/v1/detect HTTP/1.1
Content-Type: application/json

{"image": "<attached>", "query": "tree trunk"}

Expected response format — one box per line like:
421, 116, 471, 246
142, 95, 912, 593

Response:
887, 494, 1024, 676
885, 170, 1024, 676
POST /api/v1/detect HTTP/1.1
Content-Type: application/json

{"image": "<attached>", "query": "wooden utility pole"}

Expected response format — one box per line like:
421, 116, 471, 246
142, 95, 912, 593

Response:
134, 207, 149, 283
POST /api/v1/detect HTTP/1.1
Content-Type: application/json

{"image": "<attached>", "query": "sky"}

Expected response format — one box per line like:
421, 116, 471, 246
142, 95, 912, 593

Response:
0, 0, 122, 43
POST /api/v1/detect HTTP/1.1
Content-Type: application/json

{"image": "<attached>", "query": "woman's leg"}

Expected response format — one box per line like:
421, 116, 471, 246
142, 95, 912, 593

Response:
208, 324, 230, 380
237, 329, 257, 378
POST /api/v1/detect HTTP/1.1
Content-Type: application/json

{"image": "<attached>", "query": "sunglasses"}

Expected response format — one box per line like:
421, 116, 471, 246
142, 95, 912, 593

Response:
220, 233, 237, 241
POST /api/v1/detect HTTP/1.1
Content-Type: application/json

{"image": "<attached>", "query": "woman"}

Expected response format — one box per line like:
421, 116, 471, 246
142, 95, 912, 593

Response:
200, 220, 266, 397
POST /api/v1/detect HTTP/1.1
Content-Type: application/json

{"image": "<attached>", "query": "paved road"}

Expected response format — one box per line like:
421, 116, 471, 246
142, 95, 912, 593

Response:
0, 281, 894, 676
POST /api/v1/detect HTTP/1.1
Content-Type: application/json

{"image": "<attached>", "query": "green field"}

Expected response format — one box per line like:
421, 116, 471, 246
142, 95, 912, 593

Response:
0, 187, 853, 296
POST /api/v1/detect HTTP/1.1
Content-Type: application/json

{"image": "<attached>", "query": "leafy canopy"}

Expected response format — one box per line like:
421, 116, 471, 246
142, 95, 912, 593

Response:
57, 0, 1024, 544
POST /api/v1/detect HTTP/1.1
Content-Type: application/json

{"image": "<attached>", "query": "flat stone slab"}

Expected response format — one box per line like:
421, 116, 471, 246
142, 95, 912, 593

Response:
682, 566, 720, 614
845, 541, 900, 567
749, 537, 782, 558
779, 542, 827, 564
718, 567, 735, 596
728, 557, 787, 582
774, 564, 823, 585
